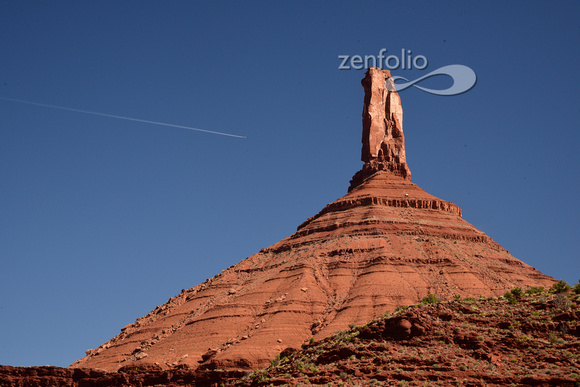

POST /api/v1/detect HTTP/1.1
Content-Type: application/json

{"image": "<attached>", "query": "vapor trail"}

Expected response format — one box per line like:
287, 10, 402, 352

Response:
0, 97, 246, 139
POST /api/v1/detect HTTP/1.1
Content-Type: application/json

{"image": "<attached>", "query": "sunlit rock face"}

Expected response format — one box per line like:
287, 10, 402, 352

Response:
351, 67, 411, 190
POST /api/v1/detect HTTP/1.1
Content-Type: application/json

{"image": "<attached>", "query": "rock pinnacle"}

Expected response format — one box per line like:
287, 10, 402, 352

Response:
350, 67, 411, 191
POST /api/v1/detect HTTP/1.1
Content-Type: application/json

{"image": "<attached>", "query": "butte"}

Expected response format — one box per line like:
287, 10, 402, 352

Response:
72, 67, 554, 372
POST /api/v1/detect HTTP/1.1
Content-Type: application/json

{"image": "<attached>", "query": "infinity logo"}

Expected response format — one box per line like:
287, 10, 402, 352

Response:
387, 65, 477, 96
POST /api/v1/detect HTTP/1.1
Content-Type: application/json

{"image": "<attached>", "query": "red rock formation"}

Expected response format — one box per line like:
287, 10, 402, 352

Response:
351, 67, 411, 189
70, 67, 554, 373
0, 364, 245, 386
5, 292, 578, 386
233, 291, 580, 386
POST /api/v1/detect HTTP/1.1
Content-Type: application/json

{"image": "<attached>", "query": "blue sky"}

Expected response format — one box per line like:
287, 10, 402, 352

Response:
1, 1, 578, 367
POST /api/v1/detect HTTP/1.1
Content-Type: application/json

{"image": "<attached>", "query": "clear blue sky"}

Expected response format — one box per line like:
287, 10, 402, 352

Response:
1, 1, 578, 367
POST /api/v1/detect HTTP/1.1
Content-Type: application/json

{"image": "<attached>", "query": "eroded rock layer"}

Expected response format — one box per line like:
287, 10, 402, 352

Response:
71, 172, 553, 372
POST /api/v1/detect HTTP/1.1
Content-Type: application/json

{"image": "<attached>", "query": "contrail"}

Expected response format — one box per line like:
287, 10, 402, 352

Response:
0, 97, 246, 139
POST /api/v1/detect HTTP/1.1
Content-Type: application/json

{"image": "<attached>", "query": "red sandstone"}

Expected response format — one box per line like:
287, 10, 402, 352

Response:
70, 68, 554, 373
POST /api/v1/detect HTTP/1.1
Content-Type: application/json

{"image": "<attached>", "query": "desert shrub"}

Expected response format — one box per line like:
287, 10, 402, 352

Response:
525, 286, 545, 295
554, 293, 571, 310
295, 360, 305, 370
421, 293, 440, 304
344, 331, 359, 341
504, 291, 518, 304
510, 287, 523, 298
270, 354, 281, 367
550, 280, 571, 294
306, 362, 319, 373
573, 280, 580, 294
249, 369, 269, 383
548, 333, 565, 344
394, 306, 408, 314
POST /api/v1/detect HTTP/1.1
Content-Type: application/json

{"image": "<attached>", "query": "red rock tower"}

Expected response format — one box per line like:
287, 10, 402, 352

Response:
350, 67, 411, 190
72, 68, 554, 372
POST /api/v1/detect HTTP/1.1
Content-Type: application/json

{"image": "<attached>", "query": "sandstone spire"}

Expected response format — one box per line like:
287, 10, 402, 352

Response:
350, 67, 411, 190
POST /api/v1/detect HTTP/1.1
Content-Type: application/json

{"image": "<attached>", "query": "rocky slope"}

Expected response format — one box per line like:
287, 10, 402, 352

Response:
233, 287, 580, 386
2, 287, 578, 386
69, 68, 555, 372
69, 169, 554, 373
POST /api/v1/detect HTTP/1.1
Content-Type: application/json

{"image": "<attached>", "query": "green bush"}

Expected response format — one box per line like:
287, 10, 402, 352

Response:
510, 287, 523, 298
573, 280, 580, 295
504, 291, 517, 304
525, 286, 545, 295
550, 280, 571, 294
421, 293, 440, 304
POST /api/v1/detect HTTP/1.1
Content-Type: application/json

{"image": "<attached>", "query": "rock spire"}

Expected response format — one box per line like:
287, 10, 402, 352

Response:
350, 67, 411, 190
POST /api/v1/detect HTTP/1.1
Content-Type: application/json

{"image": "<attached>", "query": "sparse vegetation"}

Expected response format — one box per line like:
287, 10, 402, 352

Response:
421, 293, 440, 304
510, 287, 523, 298
550, 280, 571, 294
220, 291, 579, 386
504, 291, 517, 304
504, 287, 526, 304
554, 293, 571, 310
573, 280, 580, 294
525, 286, 545, 295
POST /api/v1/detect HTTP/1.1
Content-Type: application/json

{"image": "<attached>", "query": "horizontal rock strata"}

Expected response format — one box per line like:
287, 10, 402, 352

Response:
71, 172, 554, 372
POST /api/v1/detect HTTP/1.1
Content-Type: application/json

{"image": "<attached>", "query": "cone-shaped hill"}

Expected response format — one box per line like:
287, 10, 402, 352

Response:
71, 68, 554, 372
